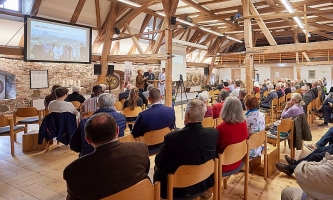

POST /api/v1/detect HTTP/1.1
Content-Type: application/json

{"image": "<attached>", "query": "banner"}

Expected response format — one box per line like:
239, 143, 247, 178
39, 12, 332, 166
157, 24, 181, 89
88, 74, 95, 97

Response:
124, 61, 133, 88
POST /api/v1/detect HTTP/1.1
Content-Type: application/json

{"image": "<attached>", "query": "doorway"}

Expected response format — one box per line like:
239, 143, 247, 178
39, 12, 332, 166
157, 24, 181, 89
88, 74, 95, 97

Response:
270, 67, 294, 82
231, 69, 241, 80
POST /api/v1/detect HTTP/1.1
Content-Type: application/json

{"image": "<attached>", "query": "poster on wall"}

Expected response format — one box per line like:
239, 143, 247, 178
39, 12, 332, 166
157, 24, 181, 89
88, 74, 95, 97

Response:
124, 61, 133, 88
0, 74, 5, 99
30, 70, 48, 89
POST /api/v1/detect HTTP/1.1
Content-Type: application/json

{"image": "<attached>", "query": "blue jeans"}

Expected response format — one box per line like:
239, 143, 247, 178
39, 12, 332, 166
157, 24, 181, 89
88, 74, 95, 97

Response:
316, 126, 333, 148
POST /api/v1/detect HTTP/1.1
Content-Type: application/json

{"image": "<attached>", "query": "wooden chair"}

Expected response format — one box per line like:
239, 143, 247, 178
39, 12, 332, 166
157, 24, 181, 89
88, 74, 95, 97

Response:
267, 118, 294, 159
295, 88, 302, 95
114, 102, 123, 111
123, 107, 143, 127
285, 93, 291, 102
215, 117, 223, 128
218, 140, 249, 200
167, 159, 218, 200
43, 108, 49, 118
120, 98, 125, 105
13, 107, 42, 133
255, 92, 260, 103
202, 117, 215, 128
70, 101, 81, 110
267, 98, 278, 124
138, 127, 171, 155
102, 179, 160, 200
0, 116, 25, 155
82, 111, 94, 119
248, 130, 267, 180
276, 95, 285, 117
263, 91, 269, 98
306, 101, 313, 125
118, 134, 135, 142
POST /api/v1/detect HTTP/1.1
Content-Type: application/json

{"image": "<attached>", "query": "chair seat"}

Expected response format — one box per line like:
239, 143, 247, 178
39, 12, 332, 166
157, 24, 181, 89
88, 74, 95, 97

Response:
222, 162, 245, 177
18, 117, 39, 123
267, 132, 289, 140
0, 125, 25, 134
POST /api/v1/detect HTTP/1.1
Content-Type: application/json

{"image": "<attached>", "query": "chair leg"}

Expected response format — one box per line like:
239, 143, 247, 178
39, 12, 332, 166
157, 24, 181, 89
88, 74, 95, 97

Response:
24, 124, 28, 133
223, 178, 228, 189
284, 140, 286, 147
10, 134, 15, 156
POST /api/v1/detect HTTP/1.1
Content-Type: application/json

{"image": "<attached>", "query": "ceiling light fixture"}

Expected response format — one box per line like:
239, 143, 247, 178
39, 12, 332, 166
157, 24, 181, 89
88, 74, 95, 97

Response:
117, 0, 141, 7
226, 36, 243, 43
176, 18, 195, 26
199, 27, 224, 37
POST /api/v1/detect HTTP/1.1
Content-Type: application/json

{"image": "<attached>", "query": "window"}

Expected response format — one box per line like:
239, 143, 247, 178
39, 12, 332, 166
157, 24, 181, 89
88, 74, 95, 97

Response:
0, 0, 20, 12
308, 70, 316, 79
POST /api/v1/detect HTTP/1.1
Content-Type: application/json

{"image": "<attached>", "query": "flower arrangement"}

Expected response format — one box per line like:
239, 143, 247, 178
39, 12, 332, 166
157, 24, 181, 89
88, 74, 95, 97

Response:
172, 89, 176, 102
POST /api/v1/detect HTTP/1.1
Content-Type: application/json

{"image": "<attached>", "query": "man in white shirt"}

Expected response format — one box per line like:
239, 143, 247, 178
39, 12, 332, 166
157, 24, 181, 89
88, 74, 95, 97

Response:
231, 80, 241, 97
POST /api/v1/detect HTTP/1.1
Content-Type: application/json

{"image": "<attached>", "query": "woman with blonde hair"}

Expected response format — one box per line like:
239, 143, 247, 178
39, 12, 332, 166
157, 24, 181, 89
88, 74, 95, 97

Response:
136, 69, 145, 93
216, 96, 248, 172
124, 87, 143, 110
281, 93, 304, 119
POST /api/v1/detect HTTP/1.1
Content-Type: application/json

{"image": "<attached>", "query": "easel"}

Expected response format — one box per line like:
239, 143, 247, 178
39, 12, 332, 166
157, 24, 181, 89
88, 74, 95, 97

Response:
174, 74, 188, 119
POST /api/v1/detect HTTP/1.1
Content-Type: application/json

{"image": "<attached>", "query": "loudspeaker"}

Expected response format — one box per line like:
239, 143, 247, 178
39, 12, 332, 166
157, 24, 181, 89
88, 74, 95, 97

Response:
113, 27, 120, 35
204, 67, 209, 75
171, 16, 177, 25
94, 64, 101, 75
107, 65, 114, 75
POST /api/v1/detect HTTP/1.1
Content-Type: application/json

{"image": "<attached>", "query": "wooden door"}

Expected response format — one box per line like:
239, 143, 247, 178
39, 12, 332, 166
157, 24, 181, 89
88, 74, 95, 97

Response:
231, 69, 241, 80
270, 67, 294, 82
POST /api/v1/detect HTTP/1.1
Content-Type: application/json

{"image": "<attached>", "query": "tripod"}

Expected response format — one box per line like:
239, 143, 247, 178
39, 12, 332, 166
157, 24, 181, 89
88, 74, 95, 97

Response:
175, 74, 188, 119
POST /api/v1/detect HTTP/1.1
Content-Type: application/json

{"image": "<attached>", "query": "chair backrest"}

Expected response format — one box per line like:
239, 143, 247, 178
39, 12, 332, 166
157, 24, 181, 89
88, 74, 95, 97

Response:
263, 91, 269, 97
101, 179, 160, 200
214, 90, 220, 95
70, 101, 81, 109
218, 140, 247, 166
15, 107, 39, 117
277, 118, 293, 133
83, 111, 94, 118
248, 130, 266, 150
278, 96, 285, 111
167, 159, 218, 200
0, 116, 10, 127
114, 102, 123, 111
208, 90, 215, 96
215, 117, 223, 128
202, 117, 214, 128
307, 101, 313, 116
118, 134, 135, 142
140, 127, 171, 146
120, 99, 125, 105
285, 93, 291, 101
271, 98, 278, 108
123, 107, 142, 118
255, 93, 260, 99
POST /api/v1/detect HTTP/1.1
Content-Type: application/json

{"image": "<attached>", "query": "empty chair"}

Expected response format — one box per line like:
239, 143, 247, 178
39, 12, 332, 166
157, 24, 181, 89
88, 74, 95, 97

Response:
0, 116, 25, 155
13, 107, 42, 133
138, 127, 171, 155
102, 179, 160, 200
123, 106, 142, 127
218, 140, 249, 200
202, 117, 215, 128
248, 130, 268, 180
167, 159, 218, 200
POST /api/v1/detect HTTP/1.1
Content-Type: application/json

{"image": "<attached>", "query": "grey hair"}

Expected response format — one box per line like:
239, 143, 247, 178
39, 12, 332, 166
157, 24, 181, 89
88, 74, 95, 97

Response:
99, 84, 107, 92
291, 93, 305, 106
198, 91, 209, 103
312, 80, 318, 86
268, 84, 274, 89
186, 99, 207, 122
275, 83, 282, 89
98, 93, 116, 109
301, 85, 310, 92
219, 90, 230, 101
72, 86, 80, 92
221, 96, 244, 123
147, 84, 154, 91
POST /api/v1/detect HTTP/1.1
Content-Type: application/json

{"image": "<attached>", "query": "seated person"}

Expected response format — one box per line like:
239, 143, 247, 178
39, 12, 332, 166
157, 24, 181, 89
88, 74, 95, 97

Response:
260, 84, 278, 108
223, 82, 230, 92
48, 87, 78, 116
44, 84, 61, 107
212, 90, 230, 119
124, 87, 143, 109
82, 85, 102, 115
253, 82, 260, 94
154, 99, 218, 199
318, 95, 333, 127
198, 91, 213, 117
143, 84, 154, 99
120, 84, 148, 107
239, 89, 247, 111
244, 95, 265, 158
304, 126, 333, 151
216, 96, 248, 172
281, 93, 304, 119
66, 86, 85, 104
301, 85, 315, 113
70, 93, 126, 157
260, 83, 268, 96
275, 83, 284, 98
281, 152, 333, 200
311, 80, 319, 99
64, 113, 150, 199
284, 82, 292, 96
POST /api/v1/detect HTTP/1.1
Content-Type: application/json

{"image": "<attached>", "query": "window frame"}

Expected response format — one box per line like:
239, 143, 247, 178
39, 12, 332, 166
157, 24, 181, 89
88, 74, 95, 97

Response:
0, 0, 22, 13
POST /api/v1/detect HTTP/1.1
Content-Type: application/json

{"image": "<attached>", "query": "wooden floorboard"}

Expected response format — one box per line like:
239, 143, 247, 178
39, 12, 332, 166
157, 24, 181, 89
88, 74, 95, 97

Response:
0, 105, 327, 200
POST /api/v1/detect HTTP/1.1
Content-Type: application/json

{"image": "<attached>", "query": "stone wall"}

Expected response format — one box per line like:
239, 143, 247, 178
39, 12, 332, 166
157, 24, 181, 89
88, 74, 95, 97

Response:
0, 57, 220, 113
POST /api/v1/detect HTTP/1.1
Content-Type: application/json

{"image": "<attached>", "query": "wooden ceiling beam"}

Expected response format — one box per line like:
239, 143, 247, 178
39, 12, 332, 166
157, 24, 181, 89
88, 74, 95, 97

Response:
70, 0, 86, 24
30, 0, 43, 15
124, 23, 144, 54
95, 0, 101, 34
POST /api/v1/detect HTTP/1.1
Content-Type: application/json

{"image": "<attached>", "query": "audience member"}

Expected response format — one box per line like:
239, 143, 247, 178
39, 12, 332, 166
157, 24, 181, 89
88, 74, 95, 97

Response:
304, 126, 333, 151
70, 93, 126, 157
275, 83, 284, 98
66, 86, 85, 103
223, 82, 230, 92
281, 152, 333, 200
260, 84, 278, 108
82, 85, 102, 115
124, 87, 143, 109
64, 113, 149, 199
290, 81, 296, 92
311, 80, 319, 98
239, 89, 248, 111
100, 84, 107, 93
244, 95, 265, 158
284, 82, 292, 95
281, 93, 304, 119
301, 85, 315, 113
260, 83, 268, 96
119, 84, 148, 107
154, 99, 218, 199
231, 80, 241, 97
131, 88, 175, 148
143, 68, 155, 91
216, 96, 248, 172
136, 69, 145, 93
198, 91, 213, 117
213, 90, 230, 119
228, 80, 235, 92
48, 87, 78, 116
158, 68, 166, 98
143, 84, 154, 98
44, 84, 61, 107
253, 82, 260, 94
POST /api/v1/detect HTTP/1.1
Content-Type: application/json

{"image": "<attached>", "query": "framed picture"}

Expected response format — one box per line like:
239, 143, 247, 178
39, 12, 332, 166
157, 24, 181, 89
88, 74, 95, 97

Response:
30, 70, 48, 89
308, 70, 316, 79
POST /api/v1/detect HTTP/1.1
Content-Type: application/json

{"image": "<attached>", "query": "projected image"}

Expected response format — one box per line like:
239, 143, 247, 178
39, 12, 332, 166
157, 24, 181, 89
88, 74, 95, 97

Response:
25, 17, 91, 63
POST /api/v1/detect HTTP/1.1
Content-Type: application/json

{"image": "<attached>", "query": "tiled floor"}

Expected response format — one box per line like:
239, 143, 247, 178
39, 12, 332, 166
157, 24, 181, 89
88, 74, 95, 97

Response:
0, 106, 328, 199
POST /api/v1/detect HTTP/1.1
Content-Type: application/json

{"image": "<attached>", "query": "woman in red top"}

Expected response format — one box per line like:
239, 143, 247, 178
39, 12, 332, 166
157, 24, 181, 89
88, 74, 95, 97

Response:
215, 96, 248, 172
212, 90, 230, 119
